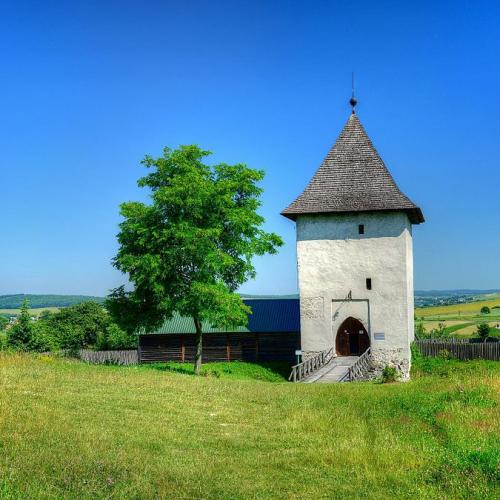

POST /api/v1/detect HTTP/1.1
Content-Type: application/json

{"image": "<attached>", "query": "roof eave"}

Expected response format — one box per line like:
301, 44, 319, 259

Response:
281, 207, 425, 224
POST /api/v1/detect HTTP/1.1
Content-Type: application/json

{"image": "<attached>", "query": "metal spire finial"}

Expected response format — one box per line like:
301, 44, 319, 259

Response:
349, 72, 357, 113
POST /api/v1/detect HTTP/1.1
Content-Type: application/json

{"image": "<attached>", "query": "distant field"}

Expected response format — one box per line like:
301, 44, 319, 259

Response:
416, 298, 500, 338
416, 298, 500, 318
0, 307, 60, 317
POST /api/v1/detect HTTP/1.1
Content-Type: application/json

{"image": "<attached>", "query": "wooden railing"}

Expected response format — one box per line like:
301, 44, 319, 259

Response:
344, 348, 372, 382
288, 347, 335, 382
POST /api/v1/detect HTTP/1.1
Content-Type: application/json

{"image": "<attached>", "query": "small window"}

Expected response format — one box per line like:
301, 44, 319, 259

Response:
366, 278, 372, 290
358, 224, 365, 235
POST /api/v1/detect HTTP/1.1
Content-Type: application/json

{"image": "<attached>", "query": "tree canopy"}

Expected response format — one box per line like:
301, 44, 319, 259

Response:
476, 323, 490, 343
108, 145, 283, 372
7, 300, 32, 350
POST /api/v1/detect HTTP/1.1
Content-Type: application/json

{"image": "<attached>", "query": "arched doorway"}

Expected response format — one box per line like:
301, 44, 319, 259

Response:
336, 317, 370, 356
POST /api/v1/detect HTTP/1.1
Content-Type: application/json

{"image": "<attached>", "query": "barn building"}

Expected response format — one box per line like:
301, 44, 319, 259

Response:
282, 98, 424, 378
139, 299, 300, 364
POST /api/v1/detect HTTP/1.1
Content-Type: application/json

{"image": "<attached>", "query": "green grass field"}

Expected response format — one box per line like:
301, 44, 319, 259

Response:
416, 298, 500, 338
415, 298, 500, 318
0, 353, 498, 498
0, 307, 60, 317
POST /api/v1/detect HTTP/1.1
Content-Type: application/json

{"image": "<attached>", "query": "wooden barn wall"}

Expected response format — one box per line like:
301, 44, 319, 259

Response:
139, 332, 299, 363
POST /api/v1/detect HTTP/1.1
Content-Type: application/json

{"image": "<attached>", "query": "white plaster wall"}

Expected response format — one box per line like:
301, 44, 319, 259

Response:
296, 212, 414, 376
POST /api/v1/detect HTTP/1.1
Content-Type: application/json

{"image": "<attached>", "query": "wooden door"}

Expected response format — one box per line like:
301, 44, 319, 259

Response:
336, 317, 370, 356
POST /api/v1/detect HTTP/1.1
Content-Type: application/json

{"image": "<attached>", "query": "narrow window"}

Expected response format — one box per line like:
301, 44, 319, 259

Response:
358, 224, 365, 235
366, 278, 372, 290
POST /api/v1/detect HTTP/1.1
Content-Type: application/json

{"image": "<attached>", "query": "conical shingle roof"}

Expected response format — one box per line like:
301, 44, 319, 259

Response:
281, 113, 424, 224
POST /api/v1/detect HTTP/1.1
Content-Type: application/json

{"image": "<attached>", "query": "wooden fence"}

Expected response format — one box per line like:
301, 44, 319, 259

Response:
79, 349, 138, 365
415, 340, 500, 361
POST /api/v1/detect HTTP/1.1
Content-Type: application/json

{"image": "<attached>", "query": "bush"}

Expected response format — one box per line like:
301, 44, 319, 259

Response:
29, 322, 60, 352
53, 322, 86, 352
47, 302, 110, 347
480, 306, 490, 314
0, 331, 7, 350
95, 323, 137, 350
411, 342, 422, 361
476, 323, 490, 343
415, 322, 427, 339
7, 300, 33, 350
430, 323, 449, 339
438, 349, 453, 360
0, 316, 8, 331
381, 365, 399, 383
4, 300, 136, 353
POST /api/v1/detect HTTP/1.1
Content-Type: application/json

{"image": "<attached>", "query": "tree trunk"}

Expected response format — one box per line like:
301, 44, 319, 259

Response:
193, 317, 203, 375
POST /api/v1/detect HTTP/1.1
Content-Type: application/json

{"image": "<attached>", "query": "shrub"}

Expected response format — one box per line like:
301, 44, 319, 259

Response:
4, 300, 136, 354
415, 322, 427, 339
7, 300, 33, 350
29, 322, 60, 352
480, 306, 490, 314
438, 349, 453, 360
52, 323, 85, 353
0, 331, 7, 350
39, 310, 53, 321
95, 323, 137, 350
0, 316, 8, 331
430, 323, 449, 339
381, 365, 399, 383
411, 342, 422, 361
47, 302, 110, 347
476, 323, 490, 343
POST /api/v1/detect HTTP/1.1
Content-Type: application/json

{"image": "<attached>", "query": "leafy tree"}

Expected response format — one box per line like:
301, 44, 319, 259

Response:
7, 299, 33, 350
39, 310, 53, 321
45, 301, 109, 350
0, 316, 8, 331
29, 321, 59, 352
430, 322, 448, 338
108, 145, 283, 374
480, 306, 490, 315
95, 323, 136, 350
476, 323, 490, 343
415, 322, 427, 339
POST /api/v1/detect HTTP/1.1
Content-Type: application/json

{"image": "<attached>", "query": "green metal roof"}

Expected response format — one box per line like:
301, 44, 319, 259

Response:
141, 299, 300, 335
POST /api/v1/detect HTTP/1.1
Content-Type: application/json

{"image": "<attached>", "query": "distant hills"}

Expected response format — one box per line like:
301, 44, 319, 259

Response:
0, 290, 499, 310
0, 294, 105, 309
414, 289, 500, 297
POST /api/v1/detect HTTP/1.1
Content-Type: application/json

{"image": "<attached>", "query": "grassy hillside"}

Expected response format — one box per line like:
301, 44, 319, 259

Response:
0, 353, 498, 498
416, 298, 500, 318
0, 294, 104, 309
416, 297, 500, 338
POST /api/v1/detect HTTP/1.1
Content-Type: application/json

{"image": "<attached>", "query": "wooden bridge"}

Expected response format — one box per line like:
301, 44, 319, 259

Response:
289, 348, 372, 383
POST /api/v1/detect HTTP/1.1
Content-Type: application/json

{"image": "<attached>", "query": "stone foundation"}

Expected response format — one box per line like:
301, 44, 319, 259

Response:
370, 348, 411, 380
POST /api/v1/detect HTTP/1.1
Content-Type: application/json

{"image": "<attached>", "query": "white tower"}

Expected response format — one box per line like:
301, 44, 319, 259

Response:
282, 99, 424, 378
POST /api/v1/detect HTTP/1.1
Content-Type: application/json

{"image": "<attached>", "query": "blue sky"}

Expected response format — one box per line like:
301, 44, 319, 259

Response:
1, 0, 499, 296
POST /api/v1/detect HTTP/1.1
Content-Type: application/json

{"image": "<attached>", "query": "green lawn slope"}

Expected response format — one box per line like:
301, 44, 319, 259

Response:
0, 353, 498, 498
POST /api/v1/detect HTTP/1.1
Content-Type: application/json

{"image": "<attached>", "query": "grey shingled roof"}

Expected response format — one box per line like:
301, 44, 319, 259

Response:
281, 113, 424, 224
